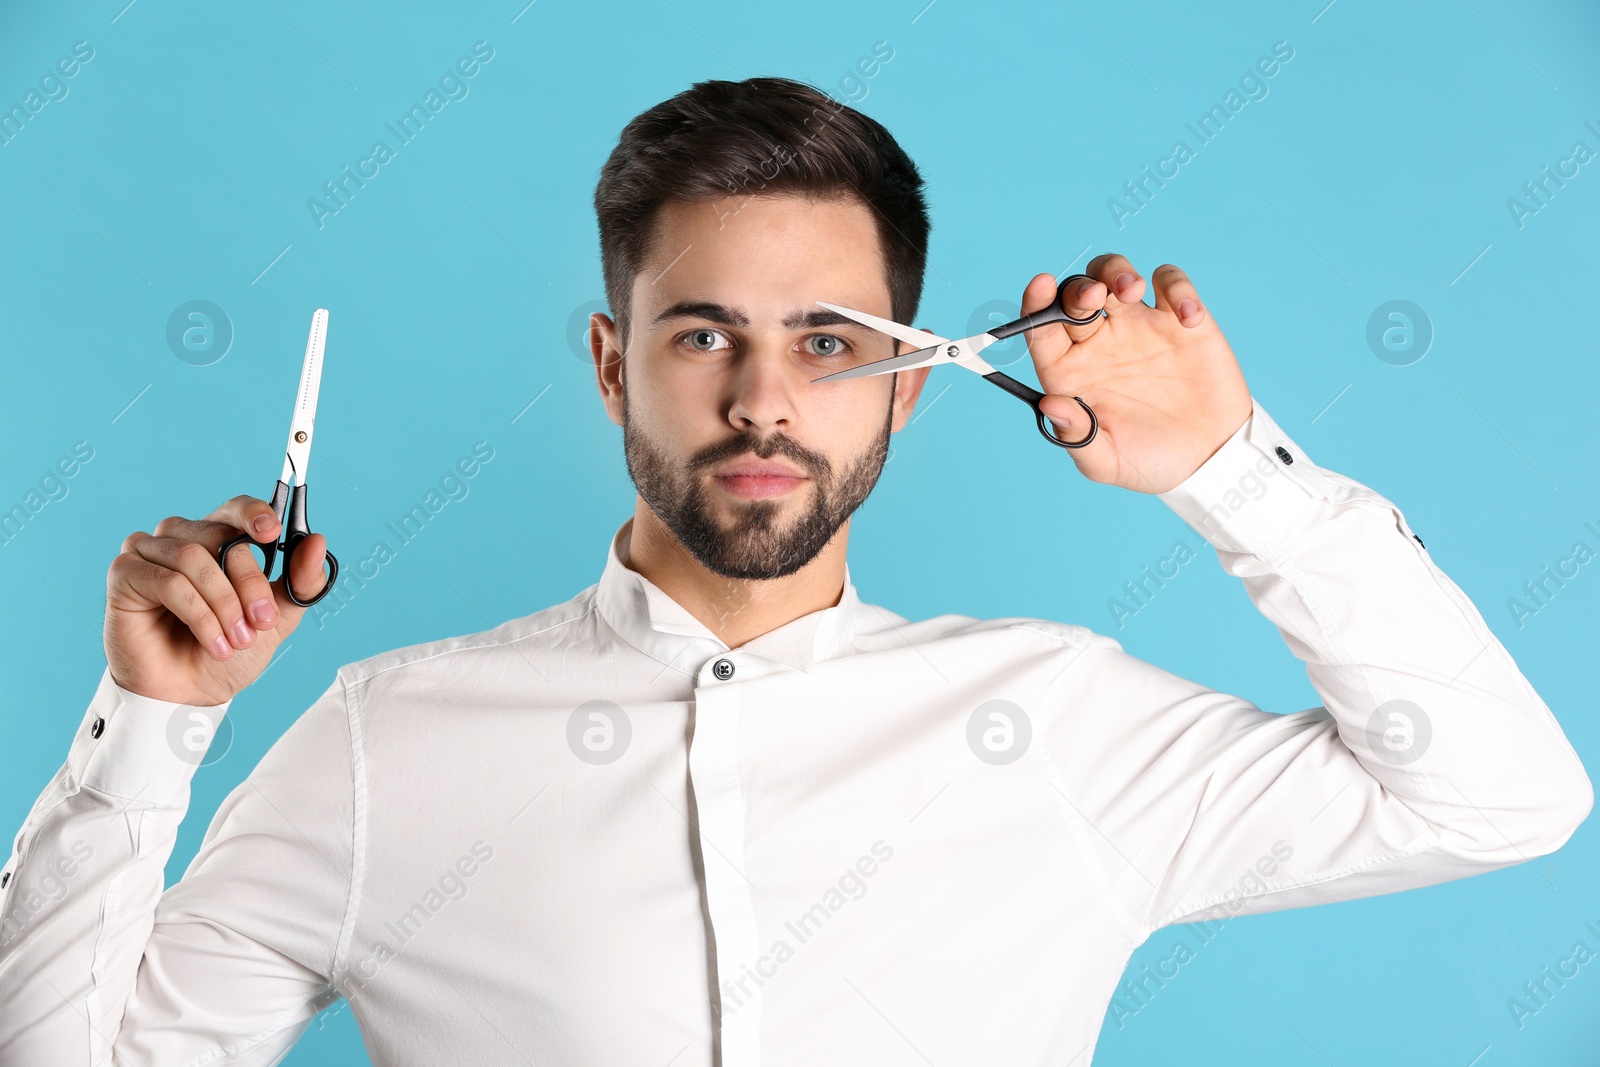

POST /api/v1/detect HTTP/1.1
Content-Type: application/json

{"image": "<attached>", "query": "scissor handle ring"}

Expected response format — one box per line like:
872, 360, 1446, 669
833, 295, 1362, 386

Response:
1034, 395, 1098, 449
217, 532, 279, 584
280, 534, 340, 607
215, 532, 340, 607
1057, 275, 1110, 326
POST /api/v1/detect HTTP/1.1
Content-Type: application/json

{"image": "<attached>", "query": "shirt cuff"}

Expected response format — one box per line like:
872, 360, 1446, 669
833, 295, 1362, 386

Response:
65, 666, 234, 806
1157, 396, 1331, 556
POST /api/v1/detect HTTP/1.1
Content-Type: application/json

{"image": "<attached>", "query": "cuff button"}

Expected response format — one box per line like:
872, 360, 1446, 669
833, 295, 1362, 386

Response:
1275, 445, 1294, 466
91, 716, 105, 739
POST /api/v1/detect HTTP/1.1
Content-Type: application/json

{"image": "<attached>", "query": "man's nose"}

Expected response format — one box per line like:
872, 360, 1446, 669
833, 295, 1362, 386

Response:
725, 344, 803, 434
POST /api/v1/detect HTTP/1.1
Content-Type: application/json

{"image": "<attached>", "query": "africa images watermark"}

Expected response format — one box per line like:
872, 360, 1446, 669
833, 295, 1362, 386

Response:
1505, 118, 1600, 231
0, 440, 95, 549
1506, 518, 1600, 631
1505, 915, 1600, 1031
341, 839, 496, 997
1173, 438, 1295, 546
1105, 840, 1294, 1030
719, 839, 896, 1019
1106, 536, 1202, 630
0, 839, 95, 948
0, 40, 95, 147
307, 41, 495, 229
708, 40, 895, 234
312, 441, 496, 628
1108, 40, 1295, 229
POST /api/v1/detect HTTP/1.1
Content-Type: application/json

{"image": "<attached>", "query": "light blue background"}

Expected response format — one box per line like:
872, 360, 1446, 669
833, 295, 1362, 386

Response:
2, 1, 1597, 1063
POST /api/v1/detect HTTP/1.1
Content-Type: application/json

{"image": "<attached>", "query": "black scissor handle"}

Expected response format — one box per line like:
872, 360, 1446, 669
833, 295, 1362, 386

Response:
279, 483, 340, 606
989, 274, 1107, 342
216, 480, 340, 607
980, 371, 1099, 450
217, 480, 288, 582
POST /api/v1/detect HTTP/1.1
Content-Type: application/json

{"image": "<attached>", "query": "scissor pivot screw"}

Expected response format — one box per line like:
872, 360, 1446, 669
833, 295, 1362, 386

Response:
946, 344, 959, 358
295, 431, 307, 443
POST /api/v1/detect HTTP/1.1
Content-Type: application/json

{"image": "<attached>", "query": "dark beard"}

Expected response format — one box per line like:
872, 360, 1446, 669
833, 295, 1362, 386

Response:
621, 371, 895, 581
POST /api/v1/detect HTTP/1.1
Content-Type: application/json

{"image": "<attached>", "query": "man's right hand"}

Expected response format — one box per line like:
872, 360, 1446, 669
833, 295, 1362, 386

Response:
105, 495, 332, 706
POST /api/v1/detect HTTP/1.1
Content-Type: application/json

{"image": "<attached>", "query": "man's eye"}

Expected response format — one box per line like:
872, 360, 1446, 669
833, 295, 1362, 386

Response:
803, 334, 852, 358
682, 328, 732, 351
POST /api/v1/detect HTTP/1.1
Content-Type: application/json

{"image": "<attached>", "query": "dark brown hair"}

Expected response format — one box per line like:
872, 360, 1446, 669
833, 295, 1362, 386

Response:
593, 76, 930, 350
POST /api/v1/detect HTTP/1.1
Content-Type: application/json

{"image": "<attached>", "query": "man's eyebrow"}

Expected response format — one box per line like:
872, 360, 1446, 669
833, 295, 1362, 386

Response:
783, 307, 864, 331
649, 301, 875, 333
652, 301, 749, 328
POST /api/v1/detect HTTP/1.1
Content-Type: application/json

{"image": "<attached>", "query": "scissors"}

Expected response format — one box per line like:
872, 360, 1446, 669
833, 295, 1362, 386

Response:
216, 308, 341, 607
812, 274, 1103, 449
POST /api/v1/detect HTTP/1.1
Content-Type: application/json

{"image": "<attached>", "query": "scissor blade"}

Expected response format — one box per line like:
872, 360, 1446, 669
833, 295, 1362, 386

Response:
816, 301, 947, 351
811, 346, 942, 382
284, 308, 328, 485
811, 337, 1004, 382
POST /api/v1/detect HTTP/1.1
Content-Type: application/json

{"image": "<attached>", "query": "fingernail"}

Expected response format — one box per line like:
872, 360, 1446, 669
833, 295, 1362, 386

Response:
248, 598, 276, 627
211, 634, 233, 659
1178, 299, 1198, 319
1115, 272, 1135, 293
254, 515, 275, 536
231, 617, 254, 647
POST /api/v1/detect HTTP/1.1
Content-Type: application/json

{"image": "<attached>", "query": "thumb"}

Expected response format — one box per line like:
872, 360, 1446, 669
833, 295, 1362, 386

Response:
1019, 272, 1071, 370
274, 533, 334, 618
1037, 393, 1119, 484
1038, 393, 1087, 440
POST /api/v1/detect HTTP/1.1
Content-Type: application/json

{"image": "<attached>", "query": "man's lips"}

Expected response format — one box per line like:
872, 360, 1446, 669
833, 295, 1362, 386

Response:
712, 460, 808, 499
715, 461, 806, 479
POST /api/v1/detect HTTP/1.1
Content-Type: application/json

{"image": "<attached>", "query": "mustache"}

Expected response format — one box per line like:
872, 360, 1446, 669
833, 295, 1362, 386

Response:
694, 434, 827, 477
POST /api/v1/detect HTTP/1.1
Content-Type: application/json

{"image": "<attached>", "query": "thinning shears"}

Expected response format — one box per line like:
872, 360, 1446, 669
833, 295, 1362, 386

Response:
217, 308, 340, 607
813, 274, 1102, 449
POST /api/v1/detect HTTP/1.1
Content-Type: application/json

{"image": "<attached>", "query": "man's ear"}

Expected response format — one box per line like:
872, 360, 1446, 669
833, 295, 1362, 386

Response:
889, 329, 934, 433
591, 311, 626, 428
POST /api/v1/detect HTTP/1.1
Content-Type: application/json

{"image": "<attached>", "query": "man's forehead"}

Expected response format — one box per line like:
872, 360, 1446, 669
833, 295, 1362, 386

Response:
644, 195, 883, 271
654, 190, 876, 236
632, 194, 893, 332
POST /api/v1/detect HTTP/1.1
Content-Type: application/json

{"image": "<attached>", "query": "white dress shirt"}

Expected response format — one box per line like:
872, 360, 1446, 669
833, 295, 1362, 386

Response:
0, 396, 1590, 1067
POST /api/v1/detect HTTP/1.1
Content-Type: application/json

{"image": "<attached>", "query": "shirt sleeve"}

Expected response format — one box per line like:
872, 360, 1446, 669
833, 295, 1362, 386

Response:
1038, 396, 1594, 940
0, 666, 355, 1065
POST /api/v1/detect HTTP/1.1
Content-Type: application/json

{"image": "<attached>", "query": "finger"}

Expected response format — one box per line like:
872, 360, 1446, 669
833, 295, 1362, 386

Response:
131, 534, 258, 651
1014, 273, 1068, 368
154, 495, 281, 548
210, 494, 285, 541
1038, 392, 1090, 443
282, 533, 332, 606
1015, 272, 1100, 371
220, 535, 281, 631
1082, 253, 1148, 314
1037, 393, 1120, 483
111, 552, 236, 661
1052, 272, 1111, 347
1060, 272, 1109, 327
1149, 263, 1207, 327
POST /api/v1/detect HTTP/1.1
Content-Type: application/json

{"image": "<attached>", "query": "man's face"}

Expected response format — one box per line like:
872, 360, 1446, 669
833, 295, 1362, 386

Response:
592, 192, 928, 581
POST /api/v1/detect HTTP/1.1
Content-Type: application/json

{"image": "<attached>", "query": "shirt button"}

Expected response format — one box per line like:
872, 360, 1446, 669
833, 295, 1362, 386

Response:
1, 871, 9, 888
712, 658, 735, 680
1275, 445, 1294, 465
90, 717, 105, 739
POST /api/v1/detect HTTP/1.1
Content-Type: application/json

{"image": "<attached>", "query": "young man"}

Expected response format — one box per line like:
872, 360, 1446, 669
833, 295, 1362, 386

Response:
0, 76, 1590, 1066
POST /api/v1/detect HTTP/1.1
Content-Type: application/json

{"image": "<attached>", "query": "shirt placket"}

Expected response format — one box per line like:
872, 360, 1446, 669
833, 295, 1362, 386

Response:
688, 651, 764, 1066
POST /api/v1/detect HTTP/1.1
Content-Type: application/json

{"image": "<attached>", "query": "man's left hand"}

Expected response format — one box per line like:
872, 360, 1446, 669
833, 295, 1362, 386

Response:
1021, 254, 1252, 495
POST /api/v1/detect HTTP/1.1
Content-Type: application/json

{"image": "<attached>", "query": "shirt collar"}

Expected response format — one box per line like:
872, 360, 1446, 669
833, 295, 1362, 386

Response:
592, 516, 862, 675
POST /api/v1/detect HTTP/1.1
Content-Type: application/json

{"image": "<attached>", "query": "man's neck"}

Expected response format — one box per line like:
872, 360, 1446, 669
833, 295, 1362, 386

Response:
622, 499, 849, 650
